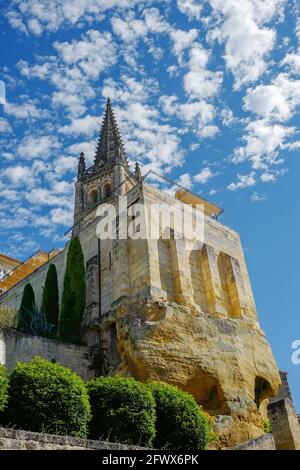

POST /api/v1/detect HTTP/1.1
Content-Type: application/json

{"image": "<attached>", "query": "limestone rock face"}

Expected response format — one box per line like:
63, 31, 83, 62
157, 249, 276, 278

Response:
102, 299, 281, 449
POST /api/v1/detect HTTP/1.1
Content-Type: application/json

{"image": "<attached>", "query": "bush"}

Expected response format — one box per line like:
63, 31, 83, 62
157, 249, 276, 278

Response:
147, 382, 214, 450
5, 357, 91, 437
87, 376, 156, 447
0, 365, 9, 412
42, 264, 59, 329
17, 283, 35, 333
59, 237, 86, 342
0, 306, 17, 329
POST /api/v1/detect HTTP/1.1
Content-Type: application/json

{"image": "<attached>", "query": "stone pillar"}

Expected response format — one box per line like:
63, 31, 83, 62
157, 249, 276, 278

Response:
268, 398, 300, 450
229, 257, 247, 317
82, 255, 101, 348
201, 245, 227, 316
113, 164, 126, 196
73, 181, 84, 229
170, 238, 193, 305
112, 238, 131, 301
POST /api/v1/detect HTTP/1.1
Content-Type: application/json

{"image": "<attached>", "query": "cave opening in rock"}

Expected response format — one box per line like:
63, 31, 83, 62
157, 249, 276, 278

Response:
254, 376, 273, 408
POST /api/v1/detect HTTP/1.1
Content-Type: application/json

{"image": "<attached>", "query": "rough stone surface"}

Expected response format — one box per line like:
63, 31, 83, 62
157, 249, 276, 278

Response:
0, 328, 95, 381
268, 398, 300, 450
232, 433, 275, 450
0, 427, 145, 450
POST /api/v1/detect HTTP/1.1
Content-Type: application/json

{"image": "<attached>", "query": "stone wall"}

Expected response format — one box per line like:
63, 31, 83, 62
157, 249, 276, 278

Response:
0, 328, 94, 381
232, 433, 276, 450
0, 427, 144, 450
268, 398, 300, 450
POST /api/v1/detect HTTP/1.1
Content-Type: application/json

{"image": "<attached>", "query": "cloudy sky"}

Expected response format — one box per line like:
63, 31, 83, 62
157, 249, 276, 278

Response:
0, 0, 300, 407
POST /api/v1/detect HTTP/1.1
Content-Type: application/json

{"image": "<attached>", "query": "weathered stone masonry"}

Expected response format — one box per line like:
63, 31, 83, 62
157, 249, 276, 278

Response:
0, 98, 282, 448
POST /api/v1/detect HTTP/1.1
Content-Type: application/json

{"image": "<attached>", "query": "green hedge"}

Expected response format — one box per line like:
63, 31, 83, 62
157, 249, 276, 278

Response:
148, 382, 214, 450
0, 365, 9, 412
4, 357, 91, 437
87, 376, 156, 447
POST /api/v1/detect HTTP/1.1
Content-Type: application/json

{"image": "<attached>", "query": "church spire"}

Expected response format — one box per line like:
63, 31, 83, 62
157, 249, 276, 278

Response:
94, 98, 128, 169
78, 152, 86, 180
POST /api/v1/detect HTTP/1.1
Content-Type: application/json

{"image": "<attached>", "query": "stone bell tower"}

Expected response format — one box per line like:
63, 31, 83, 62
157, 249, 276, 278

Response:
73, 98, 137, 231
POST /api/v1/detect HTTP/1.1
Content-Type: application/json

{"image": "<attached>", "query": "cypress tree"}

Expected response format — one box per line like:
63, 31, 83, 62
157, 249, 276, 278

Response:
59, 236, 86, 341
42, 264, 59, 328
18, 283, 35, 332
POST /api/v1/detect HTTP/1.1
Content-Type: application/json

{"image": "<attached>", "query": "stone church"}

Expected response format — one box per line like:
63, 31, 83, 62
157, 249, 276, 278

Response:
0, 98, 282, 447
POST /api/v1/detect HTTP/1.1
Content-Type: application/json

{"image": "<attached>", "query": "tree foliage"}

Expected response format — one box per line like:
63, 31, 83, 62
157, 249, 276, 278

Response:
0, 365, 9, 413
42, 264, 59, 328
17, 283, 35, 333
59, 237, 86, 341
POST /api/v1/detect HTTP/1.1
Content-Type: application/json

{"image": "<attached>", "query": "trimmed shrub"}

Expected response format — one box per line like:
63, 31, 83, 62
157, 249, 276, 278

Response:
87, 376, 156, 447
17, 283, 35, 332
5, 357, 91, 437
42, 264, 59, 328
0, 365, 9, 412
59, 237, 86, 341
148, 382, 214, 450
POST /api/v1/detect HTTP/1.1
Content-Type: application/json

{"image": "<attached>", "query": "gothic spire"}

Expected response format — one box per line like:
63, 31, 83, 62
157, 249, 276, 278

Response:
94, 98, 128, 169
78, 152, 86, 180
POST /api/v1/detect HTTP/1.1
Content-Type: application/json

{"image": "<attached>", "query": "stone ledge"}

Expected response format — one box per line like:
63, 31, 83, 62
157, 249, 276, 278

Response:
232, 434, 276, 450
0, 427, 146, 450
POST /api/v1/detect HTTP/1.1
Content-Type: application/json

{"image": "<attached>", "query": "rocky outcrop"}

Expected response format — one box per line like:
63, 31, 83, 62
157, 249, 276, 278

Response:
101, 299, 281, 449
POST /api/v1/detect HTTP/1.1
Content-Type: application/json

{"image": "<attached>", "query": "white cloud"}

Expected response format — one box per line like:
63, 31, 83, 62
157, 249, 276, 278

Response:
227, 171, 256, 191
194, 166, 217, 184
54, 30, 117, 80
6, 0, 155, 34
60, 115, 100, 135
184, 43, 222, 99
17, 135, 60, 160
0, 118, 12, 133
160, 94, 216, 136
54, 156, 77, 174
4, 100, 49, 120
232, 120, 294, 170
111, 8, 169, 43
2, 166, 35, 186
170, 28, 198, 63
244, 74, 300, 122
282, 52, 300, 74
50, 207, 73, 226
177, 0, 203, 20
251, 192, 266, 202
206, 0, 285, 89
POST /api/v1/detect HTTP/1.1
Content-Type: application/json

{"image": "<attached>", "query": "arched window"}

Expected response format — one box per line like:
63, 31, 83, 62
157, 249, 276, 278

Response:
89, 189, 97, 206
103, 182, 112, 199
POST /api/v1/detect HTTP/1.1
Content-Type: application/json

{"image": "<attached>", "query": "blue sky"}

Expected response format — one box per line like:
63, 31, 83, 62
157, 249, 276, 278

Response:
0, 0, 299, 409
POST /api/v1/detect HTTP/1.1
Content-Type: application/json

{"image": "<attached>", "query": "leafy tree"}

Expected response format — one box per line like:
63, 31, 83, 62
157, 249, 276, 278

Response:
42, 264, 59, 328
59, 237, 86, 341
0, 365, 9, 413
4, 357, 91, 437
17, 283, 35, 333
87, 376, 156, 447
147, 382, 215, 450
